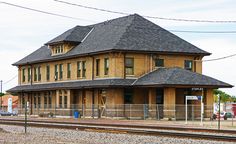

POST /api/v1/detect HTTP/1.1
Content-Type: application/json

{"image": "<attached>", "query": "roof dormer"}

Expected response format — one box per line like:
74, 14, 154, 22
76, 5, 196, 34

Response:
45, 25, 93, 56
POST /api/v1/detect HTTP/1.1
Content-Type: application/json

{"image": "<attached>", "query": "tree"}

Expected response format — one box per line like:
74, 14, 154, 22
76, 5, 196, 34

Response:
213, 89, 231, 103
213, 89, 234, 111
230, 96, 236, 103
0, 93, 4, 97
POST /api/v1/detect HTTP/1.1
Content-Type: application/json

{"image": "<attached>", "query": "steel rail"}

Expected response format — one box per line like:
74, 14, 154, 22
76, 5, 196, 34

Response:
0, 118, 235, 134
0, 119, 236, 142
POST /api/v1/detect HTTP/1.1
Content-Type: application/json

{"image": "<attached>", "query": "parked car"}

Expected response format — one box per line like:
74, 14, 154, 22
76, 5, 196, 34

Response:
212, 111, 234, 120
0, 110, 17, 116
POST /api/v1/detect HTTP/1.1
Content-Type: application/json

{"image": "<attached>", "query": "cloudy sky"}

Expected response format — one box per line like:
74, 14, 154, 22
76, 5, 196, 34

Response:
0, 0, 236, 95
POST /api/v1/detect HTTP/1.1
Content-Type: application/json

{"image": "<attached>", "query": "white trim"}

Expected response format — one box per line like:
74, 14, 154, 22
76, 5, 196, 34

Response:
81, 27, 94, 42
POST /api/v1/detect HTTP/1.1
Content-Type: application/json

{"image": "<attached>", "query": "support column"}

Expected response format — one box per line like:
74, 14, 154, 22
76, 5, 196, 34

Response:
164, 88, 176, 119
56, 90, 59, 108
205, 88, 214, 118
148, 88, 156, 118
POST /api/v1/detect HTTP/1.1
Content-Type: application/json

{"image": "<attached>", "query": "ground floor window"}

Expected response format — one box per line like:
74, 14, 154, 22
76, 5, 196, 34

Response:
124, 89, 133, 104
44, 93, 48, 109
34, 94, 37, 108
22, 96, 25, 108
156, 88, 164, 104
59, 96, 62, 108
64, 96, 67, 108
38, 94, 41, 108
48, 92, 52, 108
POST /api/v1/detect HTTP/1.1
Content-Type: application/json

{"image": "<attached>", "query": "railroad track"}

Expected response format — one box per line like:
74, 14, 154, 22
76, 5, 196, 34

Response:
0, 118, 235, 142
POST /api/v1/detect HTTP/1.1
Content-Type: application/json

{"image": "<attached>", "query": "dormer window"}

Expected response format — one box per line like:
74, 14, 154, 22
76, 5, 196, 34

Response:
55, 45, 64, 54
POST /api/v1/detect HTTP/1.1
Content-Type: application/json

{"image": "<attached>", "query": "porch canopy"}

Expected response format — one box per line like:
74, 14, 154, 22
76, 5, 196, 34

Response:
7, 79, 134, 93
7, 67, 233, 93
132, 67, 233, 88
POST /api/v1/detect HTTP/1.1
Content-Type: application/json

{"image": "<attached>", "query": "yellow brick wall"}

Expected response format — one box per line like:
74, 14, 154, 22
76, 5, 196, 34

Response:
18, 52, 203, 85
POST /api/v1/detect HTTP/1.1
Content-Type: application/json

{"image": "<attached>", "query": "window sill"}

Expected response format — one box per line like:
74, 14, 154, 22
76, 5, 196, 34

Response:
126, 75, 135, 77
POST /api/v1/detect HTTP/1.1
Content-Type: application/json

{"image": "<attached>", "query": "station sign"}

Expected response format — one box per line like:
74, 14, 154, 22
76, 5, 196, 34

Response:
186, 95, 202, 100
191, 88, 203, 91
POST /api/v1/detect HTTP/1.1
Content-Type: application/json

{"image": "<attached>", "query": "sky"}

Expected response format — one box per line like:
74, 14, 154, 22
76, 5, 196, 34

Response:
0, 0, 236, 95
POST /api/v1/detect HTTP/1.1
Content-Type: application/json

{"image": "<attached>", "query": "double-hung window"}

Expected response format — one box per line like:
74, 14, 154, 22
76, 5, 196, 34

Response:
59, 64, 63, 80
96, 59, 100, 76
125, 58, 134, 75
55, 64, 58, 81
67, 63, 71, 78
184, 60, 193, 71
104, 58, 109, 75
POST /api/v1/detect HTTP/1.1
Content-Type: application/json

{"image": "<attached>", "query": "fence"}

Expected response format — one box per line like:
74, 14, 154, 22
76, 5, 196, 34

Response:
9, 104, 216, 120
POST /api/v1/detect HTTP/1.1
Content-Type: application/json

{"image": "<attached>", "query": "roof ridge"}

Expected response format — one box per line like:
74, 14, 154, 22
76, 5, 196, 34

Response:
163, 67, 179, 84
132, 68, 161, 85
113, 15, 137, 49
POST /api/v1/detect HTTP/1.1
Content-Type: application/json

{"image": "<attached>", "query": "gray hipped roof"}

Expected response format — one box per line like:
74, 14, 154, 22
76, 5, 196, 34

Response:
133, 67, 233, 88
14, 14, 210, 66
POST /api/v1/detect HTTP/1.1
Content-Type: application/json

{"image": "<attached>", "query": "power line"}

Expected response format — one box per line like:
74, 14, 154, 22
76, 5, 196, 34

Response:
3, 75, 17, 85
0, 1, 96, 22
169, 30, 236, 34
1, 1, 236, 34
54, 0, 236, 23
202, 53, 236, 62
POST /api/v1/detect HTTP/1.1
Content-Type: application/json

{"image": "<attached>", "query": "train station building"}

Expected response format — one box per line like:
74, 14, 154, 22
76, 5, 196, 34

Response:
8, 14, 233, 119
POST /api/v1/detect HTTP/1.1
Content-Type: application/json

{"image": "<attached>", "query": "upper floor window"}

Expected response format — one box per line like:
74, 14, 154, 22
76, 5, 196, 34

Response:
46, 65, 50, 81
34, 67, 37, 81
125, 58, 134, 75
184, 60, 193, 71
28, 67, 31, 82
104, 58, 109, 75
155, 58, 164, 67
96, 59, 100, 76
82, 61, 86, 78
59, 64, 63, 80
55, 45, 64, 54
67, 63, 71, 78
55, 64, 58, 81
33, 66, 41, 81
77, 61, 81, 78
22, 68, 26, 82
38, 66, 41, 81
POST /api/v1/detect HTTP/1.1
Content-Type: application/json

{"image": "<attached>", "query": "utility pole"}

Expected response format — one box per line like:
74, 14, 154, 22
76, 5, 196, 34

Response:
0, 80, 2, 109
218, 94, 221, 130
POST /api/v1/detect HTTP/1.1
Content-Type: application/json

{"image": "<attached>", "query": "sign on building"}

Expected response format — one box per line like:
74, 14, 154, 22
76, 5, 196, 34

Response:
8, 98, 12, 113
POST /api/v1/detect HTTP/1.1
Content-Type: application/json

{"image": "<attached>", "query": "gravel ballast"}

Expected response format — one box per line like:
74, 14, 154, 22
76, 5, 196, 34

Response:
0, 125, 234, 144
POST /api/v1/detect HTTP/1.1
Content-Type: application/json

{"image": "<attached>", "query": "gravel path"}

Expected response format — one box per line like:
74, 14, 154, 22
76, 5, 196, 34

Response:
0, 125, 234, 144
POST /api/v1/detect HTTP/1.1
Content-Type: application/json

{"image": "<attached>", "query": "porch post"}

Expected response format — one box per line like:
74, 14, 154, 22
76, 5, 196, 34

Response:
148, 88, 156, 118
205, 88, 214, 118
56, 90, 59, 108
164, 88, 176, 120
